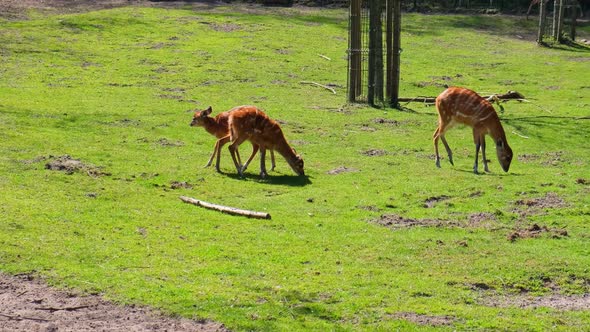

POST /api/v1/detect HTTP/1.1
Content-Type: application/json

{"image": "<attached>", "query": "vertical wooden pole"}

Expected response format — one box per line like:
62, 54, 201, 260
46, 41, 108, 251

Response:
390, 0, 402, 108
570, 2, 577, 41
348, 0, 361, 103
537, 0, 547, 45
367, 0, 378, 106
556, 0, 565, 42
374, 0, 384, 104
552, 0, 559, 40
386, 0, 393, 101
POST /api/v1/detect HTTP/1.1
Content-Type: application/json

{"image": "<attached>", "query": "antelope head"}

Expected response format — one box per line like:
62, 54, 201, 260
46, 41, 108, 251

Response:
190, 106, 213, 127
496, 139, 513, 172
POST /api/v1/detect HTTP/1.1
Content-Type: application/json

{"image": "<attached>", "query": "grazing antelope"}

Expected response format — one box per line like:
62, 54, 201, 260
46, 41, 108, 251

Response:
223, 106, 304, 178
190, 106, 275, 172
433, 87, 513, 174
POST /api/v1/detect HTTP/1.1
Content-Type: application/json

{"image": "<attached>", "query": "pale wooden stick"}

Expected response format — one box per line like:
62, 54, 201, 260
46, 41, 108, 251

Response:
300, 81, 336, 94
512, 130, 530, 139
179, 196, 271, 219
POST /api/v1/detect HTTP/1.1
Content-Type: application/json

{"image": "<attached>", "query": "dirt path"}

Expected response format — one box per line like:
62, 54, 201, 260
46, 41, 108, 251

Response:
0, 273, 228, 332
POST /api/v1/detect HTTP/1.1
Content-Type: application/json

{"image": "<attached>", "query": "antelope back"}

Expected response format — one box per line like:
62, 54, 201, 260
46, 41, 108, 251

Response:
436, 87, 497, 126
229, 106, 277, 145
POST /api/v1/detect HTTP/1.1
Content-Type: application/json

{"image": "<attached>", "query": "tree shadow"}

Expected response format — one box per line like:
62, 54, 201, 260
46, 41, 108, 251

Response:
543, 39, 590, 53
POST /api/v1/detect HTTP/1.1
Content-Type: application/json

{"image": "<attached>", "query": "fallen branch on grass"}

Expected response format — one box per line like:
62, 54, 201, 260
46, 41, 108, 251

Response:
300, 81, 336, 94
512, 130, 530, 139
179, 196, 271, 219
398, 90, 526, 104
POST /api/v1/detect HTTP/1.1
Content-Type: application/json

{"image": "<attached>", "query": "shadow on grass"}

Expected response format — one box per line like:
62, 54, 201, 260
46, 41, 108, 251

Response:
505, 115, 590, 142
543, 39, 590, 53
451, 167, 523, 177
223, 171, 312, 186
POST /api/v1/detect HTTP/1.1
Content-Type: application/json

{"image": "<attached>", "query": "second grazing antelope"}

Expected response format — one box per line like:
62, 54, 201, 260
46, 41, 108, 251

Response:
190, 106, 275, 173
433, 87, 513, 174
222, 106, 304, 178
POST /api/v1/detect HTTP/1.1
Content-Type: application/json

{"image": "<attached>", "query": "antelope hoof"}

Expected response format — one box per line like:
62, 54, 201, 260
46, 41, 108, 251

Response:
448, 156, 454, 166
435, 158, 441, 168
473, 167, 480, 175
260, 171, 268, 179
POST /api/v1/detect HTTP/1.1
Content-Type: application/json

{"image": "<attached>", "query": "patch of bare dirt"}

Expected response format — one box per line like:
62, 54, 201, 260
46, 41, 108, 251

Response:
371, 214, 458, 229
467, 282, 495, 291
480, 293, 590, 311
156, 138, 185, 147
21, 156, 49, 165
517, 151, 566, 166
506, 223, 568, 242
517, 153, 540, 163
200, 21, 242, 33
170, 181, 193, 190
512, 192, 568, 218
372, 118, 400, 126
327, 166, 358, 175
361, 149, 387, 157
101, 118, 142, 127
518, 191, 567, 207
357, 205, 380, 212
467, 212, 498, 228
413, 75, 453, 88
390, 312, 456, 327
423, 195, 451, 208
45, 155, 110, 177
0, 273, 228, 332
0, 0, 143, 20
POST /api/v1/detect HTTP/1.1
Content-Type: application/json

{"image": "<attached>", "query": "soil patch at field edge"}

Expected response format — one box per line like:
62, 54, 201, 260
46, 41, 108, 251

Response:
371, 214, 460, 229
0, 273, 228, 332
390, 312, 457, 326
480, 293, 590, 311
45, 155, 111, 177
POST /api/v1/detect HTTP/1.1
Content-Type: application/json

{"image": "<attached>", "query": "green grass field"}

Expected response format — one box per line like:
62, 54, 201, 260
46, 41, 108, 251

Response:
1, 4, 589, 330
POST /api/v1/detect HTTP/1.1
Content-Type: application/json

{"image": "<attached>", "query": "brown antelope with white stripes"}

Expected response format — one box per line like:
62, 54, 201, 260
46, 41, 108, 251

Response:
190, 106, 275, 173
433, 87, 513, 174
223, 106, 304, 178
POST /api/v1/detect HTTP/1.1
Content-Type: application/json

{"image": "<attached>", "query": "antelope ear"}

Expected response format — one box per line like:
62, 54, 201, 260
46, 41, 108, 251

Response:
204, 106, 212, 115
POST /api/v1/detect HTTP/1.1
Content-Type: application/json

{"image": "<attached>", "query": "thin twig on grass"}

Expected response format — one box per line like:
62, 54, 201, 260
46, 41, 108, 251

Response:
518, 98, 552, 113
512, 130, 530, 139
180, 196, 271, 219
300, 81, 336, 94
